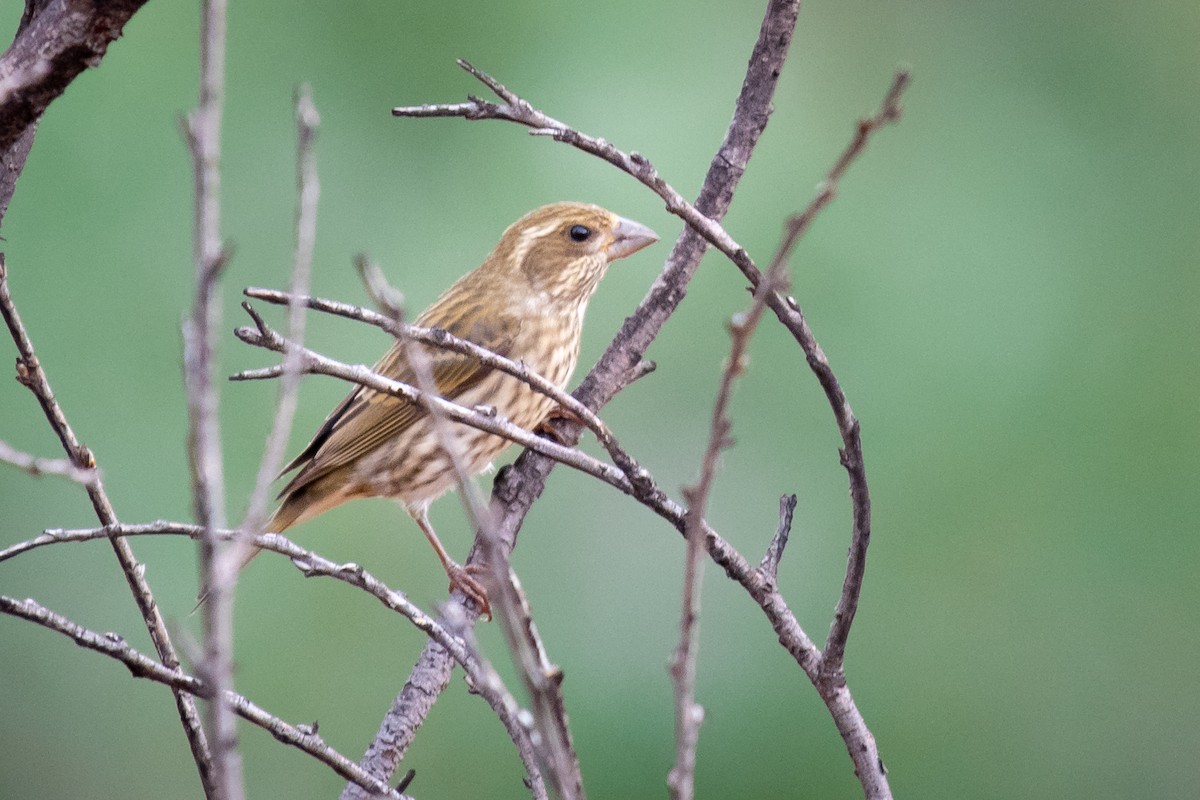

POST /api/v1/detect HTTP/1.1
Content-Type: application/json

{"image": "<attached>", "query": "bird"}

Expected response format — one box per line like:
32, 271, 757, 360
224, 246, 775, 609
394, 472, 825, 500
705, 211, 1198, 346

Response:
253, 202, 657, 616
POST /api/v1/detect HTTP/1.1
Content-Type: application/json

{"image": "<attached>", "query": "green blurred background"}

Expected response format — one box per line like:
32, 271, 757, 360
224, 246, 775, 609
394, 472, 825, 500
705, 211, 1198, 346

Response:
2, 0, 1197, 797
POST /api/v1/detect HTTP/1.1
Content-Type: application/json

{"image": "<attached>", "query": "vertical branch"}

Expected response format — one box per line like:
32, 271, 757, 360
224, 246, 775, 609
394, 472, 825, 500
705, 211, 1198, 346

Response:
184, 0, 229, 539
0, 255, 215, 794
237, 86, 320, 540
183, 0, 236, 798
668, 220, 794, 800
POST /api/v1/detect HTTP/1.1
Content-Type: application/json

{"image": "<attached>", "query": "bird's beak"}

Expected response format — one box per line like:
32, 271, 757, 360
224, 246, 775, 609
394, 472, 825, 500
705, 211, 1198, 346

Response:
607, 216, 659, 261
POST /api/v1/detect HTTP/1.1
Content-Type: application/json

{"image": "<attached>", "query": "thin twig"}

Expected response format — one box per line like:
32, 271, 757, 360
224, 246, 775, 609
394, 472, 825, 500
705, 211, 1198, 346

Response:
234, 85, 320, 552
233, 308, 632, 494
0, 254, 214, 791
0, 439, 99, 486
0, 595, 413, 800
668, 222, 793, 800
1, 521, 464, 648
440, 606, 549, 800
759, 494, 798, 584
798, 70, 908, 675
184, 0, 236, 794
240, 288, 646, 482
353, 254, 406, 318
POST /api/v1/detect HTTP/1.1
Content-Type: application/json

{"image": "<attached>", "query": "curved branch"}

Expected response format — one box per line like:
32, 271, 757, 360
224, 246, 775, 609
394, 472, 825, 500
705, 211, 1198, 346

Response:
0, 595, 412, 800
0, 518, 546, 793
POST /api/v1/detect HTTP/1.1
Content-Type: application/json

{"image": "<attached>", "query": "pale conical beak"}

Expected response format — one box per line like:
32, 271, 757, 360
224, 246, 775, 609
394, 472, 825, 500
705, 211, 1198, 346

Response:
607, 216, 659, 261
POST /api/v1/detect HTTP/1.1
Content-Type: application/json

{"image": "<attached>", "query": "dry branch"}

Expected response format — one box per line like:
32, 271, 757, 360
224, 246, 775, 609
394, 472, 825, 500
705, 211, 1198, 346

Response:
759, 494, 799, 584
0, 439, 98, 486
0, 515, 549, 793
0, 0, 151, 223
0, 594, 412, 800
669, 222, 795, 800
236, 85, 320, 550
0, 254, 215, 790
181, 0, 237, 794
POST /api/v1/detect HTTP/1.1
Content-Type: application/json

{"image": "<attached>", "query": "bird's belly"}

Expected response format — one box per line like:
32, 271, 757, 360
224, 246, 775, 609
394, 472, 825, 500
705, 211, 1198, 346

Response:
352, 372, 561, 508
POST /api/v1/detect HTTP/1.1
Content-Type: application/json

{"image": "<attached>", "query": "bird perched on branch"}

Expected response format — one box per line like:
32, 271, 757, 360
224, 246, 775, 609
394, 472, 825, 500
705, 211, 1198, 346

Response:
260, 202, 657, 615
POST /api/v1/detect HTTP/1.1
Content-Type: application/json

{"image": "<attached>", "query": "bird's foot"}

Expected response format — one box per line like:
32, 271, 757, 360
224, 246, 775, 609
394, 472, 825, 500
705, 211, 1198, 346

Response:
535, 405, 585, 444
446, 561, 492, 621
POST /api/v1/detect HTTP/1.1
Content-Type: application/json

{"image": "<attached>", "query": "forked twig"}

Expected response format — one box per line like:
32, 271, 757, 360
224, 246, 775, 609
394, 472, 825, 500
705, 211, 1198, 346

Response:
236, 85, 320, 549
759, 494, 798, 584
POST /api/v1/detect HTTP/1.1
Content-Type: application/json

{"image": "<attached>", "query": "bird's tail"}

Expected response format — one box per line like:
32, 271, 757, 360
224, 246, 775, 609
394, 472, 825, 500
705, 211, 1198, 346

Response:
192, 473, 350, 611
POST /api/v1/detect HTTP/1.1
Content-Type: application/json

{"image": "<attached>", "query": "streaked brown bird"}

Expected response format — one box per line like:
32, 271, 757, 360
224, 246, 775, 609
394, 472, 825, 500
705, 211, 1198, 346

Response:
260, 202, 657, 614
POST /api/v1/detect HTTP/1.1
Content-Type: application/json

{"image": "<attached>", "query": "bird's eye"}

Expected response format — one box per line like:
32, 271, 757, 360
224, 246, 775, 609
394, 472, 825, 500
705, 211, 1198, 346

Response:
568, 225, 592, 242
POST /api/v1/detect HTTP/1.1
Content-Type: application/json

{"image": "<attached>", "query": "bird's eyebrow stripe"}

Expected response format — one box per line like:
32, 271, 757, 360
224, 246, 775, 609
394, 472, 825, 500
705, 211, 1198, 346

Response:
520, 221, 560, 240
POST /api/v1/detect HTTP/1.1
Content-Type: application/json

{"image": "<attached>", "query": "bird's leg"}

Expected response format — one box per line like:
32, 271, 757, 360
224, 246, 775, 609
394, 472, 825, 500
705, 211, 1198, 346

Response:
535, 405, 585, 445
410, 506, 491, 620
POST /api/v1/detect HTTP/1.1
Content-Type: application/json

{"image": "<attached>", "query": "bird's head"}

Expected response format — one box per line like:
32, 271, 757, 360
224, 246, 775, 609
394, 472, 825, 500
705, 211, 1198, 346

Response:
487, 202, 658, 304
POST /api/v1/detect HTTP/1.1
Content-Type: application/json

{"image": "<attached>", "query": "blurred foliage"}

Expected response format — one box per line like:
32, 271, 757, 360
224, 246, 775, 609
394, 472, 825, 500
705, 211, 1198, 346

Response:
2, 0, 1198, 798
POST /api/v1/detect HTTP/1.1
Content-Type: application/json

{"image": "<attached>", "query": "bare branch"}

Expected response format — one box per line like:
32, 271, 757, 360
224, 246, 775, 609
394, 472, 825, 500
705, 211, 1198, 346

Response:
235, 85, 320, 549
4, 517, 550, 798
0, 0, 151, 225
669, 221, 793, 800
1, 521, 464, 648
182, 0, 237, 793
0, 254, 214, 789
0, 438, 99, 486
0, 595, 413, 800
441, 605, 549, 800
759, 494, 798, 584
353, 254, 406, 319
789, 69, 908, 675
233, 307, 632, 494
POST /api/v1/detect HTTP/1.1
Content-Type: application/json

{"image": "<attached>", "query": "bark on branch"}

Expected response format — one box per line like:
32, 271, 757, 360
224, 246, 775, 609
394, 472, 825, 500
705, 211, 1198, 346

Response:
0, 0, 149, 225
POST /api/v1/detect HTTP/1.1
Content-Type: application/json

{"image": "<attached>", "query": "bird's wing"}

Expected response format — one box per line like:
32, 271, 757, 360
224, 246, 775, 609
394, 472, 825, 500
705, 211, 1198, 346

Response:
277, 310, 522, 500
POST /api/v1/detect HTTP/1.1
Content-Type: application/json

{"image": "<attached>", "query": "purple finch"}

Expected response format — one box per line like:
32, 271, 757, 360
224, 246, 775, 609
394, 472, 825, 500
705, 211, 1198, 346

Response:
263, 202, 657, 613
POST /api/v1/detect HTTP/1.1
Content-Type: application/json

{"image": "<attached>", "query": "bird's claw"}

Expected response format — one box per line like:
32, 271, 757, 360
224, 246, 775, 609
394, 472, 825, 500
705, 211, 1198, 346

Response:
447, 562, 492, 621
535, 405, 584, 444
